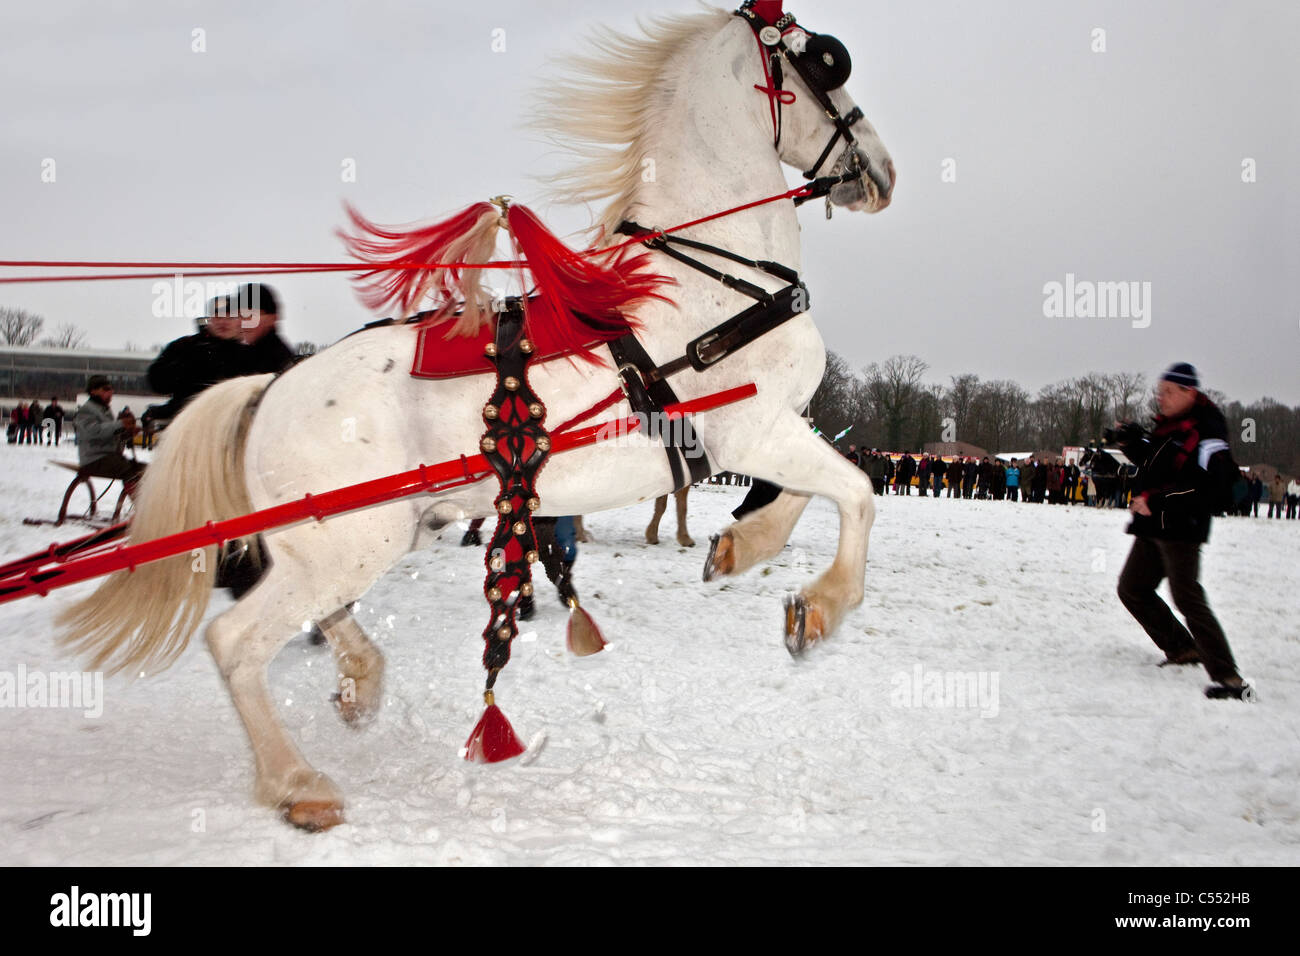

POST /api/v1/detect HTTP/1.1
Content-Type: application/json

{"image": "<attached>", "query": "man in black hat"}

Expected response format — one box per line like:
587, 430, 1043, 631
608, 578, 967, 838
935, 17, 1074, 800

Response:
1112, 362, 1252, 700
234, 283, 296, 374
73, 376, 146, 495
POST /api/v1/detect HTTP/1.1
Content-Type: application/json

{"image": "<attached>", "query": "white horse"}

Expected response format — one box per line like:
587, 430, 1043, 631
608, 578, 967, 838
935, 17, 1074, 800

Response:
58, 6, 894, 830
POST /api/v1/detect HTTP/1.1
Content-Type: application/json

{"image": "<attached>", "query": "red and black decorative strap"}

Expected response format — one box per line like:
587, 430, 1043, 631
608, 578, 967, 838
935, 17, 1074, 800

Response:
477, 300, 550, 684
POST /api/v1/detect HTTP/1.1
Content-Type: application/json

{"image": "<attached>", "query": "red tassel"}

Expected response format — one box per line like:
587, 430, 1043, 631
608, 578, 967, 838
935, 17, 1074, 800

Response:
752, 2, 784, 24
340, 201, 498, 317
566, 604, 608, 657
462, 701, 527, 763
506, 204, 672, 361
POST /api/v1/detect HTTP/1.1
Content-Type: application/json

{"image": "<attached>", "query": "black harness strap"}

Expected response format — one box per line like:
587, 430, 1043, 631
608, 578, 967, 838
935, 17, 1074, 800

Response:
607, 334, 713, 490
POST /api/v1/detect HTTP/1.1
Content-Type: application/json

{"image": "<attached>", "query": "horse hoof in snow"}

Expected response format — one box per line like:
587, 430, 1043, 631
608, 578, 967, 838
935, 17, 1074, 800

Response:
677, 533, 696, 547
703, 533, 734, 580
783, 593, 827, 657
282, 800, 345, 832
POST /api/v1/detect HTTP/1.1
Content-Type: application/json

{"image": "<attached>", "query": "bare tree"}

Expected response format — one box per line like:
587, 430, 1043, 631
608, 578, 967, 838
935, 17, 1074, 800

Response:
975, 380, 1031, 453
810, 350, 869, 446
38, 323, 89, 349
1078, 373, 1111, 444
1106, 371, 1146, 423
863, 354, 929, 451
945, 373, 981, 445
0, 307, 45, 346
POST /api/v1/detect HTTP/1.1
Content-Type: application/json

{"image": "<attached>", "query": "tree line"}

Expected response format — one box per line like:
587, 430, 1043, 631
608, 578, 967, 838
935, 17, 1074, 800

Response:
809, 352, 1300, 475
0, 307, 88, 349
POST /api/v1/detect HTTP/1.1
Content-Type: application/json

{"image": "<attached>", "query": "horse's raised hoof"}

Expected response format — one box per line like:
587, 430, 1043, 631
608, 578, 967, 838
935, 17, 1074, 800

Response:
783, 594, 827, 657
703, 533, 734, 581
283, 800, 345, 832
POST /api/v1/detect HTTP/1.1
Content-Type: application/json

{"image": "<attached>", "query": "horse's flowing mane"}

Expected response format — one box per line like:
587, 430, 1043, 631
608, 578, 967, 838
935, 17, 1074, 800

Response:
340, 9, 732, 338
532, 8, 734, 238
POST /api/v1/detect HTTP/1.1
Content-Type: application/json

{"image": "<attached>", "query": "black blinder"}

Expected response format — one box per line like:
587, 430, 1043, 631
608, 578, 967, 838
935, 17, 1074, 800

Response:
795, 33, 851, 91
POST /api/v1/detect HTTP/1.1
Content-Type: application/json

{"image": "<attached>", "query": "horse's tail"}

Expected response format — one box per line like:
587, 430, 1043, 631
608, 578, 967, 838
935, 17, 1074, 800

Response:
57, 374, 273, 676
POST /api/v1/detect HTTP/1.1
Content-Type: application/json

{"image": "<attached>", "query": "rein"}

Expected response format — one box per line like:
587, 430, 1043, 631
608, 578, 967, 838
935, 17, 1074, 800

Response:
0, 178, 857, 287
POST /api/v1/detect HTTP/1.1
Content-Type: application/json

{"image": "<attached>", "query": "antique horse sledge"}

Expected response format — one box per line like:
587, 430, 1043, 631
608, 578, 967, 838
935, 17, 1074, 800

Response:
43, 3, 894, 830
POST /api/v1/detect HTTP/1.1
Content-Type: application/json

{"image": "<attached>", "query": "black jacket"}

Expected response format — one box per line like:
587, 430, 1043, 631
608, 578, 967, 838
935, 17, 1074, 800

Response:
148, 330, 251, 414
244, 331, 296, 375
1118, 394, 1232, 543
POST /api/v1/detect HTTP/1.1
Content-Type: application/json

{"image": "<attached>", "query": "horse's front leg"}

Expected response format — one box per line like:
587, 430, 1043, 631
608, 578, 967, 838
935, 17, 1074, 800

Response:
716, 415, 875, 654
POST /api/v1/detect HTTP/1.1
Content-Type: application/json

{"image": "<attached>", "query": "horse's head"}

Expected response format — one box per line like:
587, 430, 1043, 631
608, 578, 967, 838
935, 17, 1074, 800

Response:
737, 5, 895, 213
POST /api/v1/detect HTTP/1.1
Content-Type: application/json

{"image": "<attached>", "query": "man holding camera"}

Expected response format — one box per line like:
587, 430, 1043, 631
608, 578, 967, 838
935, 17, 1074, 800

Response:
1111, 363, 1252, 701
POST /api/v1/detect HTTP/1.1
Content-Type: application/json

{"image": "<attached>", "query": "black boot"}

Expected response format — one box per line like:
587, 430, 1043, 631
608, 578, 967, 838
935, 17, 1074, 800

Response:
460, 529, 481, 547
555, 560, 578, 608
215, 537, 268, 599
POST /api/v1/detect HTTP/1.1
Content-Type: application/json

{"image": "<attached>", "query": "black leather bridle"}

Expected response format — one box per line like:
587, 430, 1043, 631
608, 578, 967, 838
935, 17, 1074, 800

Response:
736, 1, 865, 183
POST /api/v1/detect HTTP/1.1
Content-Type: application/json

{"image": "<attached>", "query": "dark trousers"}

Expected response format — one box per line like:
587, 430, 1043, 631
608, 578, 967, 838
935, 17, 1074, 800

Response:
932, 474, 942, 496
82, 454, 146, 492
1117, 536, 1238, 683
732, 479, 782, 521
1007, 486, 1019, 501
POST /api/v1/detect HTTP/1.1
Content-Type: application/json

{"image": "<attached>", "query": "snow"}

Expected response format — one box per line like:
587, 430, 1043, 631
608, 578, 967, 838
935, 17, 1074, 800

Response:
1, 441, 1297, 865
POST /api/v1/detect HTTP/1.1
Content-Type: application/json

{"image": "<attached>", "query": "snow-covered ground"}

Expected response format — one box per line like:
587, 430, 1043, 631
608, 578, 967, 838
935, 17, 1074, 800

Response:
0, 441, 1296, 865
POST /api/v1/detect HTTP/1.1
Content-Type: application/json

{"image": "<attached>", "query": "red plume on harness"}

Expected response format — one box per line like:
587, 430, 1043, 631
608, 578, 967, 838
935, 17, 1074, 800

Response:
750, 1, 784, 23
504, 204, 671, 363
340, 201, 499, 321
341, 200, 672, 363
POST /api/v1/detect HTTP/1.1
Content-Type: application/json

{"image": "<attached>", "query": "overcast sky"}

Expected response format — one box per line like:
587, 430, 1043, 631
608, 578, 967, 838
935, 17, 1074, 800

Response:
2, 0, 1297, 403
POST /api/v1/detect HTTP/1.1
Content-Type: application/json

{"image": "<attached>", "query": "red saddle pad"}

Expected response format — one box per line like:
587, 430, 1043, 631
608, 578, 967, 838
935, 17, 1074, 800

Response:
409, 303, 618, 380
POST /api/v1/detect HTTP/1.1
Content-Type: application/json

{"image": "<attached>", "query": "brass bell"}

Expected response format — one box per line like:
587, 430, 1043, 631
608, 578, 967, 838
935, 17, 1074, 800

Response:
481, 436, 496, 453
513, 521, 527, 535
520, 582, 534, 597
528, 403, 544, 418
503, 376, 520, 391
497, 626, 511, 640
497, 500, 513, 514
487, 587, 502, 602
525, 550, 539, 564
489, 555, 504, 571
520, 338, 534, 354
483, 404, 499, 420
536, 436, 551, 452
484, 342, 497, 357
526, 497, 540, 511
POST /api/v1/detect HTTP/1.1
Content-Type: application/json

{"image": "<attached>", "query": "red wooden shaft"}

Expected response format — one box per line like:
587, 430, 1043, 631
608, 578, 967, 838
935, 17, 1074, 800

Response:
0, 383, 757, 604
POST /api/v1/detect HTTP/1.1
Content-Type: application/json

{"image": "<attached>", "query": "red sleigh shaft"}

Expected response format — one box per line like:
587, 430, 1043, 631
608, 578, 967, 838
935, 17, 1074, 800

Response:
0, 383, 756, 605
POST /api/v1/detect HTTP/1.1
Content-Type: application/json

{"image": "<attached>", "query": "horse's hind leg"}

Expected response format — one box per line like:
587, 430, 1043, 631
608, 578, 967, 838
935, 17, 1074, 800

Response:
206, 567, 346, 831
674, 487, 695, 547
318, 606, 385, 726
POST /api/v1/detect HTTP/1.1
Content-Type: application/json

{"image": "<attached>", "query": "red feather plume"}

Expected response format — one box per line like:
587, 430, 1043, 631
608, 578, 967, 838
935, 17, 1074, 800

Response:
340, 202, 498, 319
505, 204, 673, 361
